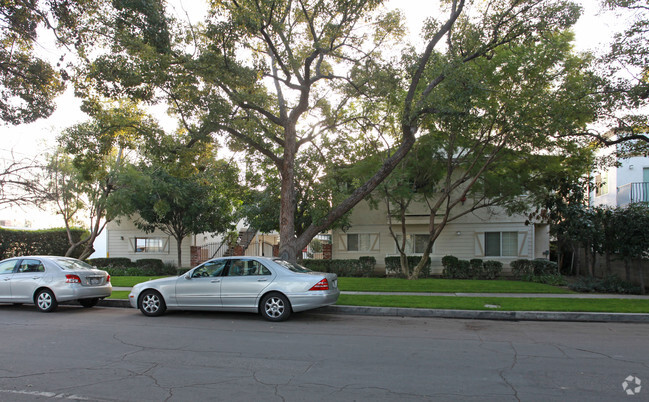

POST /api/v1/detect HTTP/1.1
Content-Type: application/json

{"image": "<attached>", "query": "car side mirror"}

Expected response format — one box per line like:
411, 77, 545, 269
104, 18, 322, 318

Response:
185, 274, 192, 280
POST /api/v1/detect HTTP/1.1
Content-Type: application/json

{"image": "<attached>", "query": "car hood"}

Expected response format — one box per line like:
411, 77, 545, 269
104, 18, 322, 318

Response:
135, 276, 179, 288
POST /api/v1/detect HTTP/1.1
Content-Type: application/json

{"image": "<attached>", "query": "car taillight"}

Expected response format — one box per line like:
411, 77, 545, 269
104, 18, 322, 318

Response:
66, 274, 81, 284
309, 278, 329, 291
107, 274, 111, 283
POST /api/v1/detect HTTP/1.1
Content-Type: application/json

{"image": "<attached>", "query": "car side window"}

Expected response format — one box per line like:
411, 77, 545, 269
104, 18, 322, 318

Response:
17, 259, 45, 273
192, 260, 226, 278
0, 260, 16, 275
228, 260, 271, 276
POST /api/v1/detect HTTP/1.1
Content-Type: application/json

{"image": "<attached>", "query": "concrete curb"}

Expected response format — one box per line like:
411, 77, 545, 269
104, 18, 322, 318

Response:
98, 299, 649, 323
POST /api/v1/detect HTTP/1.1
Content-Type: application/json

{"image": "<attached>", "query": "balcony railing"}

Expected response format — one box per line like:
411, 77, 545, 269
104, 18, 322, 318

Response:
618, 182, 649, 206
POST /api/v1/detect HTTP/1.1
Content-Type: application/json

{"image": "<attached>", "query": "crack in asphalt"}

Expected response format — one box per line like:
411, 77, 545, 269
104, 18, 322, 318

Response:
498, 342, 521, 402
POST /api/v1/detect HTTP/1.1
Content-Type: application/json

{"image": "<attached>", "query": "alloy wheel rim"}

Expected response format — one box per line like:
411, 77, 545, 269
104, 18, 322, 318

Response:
265, 297, 284, 318
142, 294, 159, 313
38, 293, 52, 310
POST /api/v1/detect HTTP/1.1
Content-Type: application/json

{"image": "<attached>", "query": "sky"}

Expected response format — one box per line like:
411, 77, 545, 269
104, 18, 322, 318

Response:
0, 0, 624, 229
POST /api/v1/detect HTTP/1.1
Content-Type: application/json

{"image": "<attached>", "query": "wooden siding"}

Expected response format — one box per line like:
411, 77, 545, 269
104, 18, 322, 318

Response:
106, 219, 192, 267
332, 200, 546, 275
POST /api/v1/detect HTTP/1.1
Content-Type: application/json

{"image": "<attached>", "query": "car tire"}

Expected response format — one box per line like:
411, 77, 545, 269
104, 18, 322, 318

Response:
79, 298, 99, 308
35, 289, 58, 313
139, 290, 166, 317
260, 293, 291, 322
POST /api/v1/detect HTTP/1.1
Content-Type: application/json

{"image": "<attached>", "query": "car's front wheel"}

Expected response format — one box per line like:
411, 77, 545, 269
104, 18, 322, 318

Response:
260, 293, 291, 322
139, 290, 166, 317
79, 298, 99, 308
35, 289, 58, 313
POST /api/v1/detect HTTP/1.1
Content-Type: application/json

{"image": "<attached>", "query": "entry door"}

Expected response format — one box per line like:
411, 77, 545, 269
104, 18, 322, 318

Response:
220, 259, 273, 309
10, 259, 46, 303
0, 260, 16, 302
175, 259, 227, 308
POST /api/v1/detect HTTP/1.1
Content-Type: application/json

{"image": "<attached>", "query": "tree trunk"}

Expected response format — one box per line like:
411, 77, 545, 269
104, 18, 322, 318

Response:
278, 128, 298, 262
638, 260, 646, 295
605, 252, 611, 275
624, 259, 631, 282
176, 236, 183, 268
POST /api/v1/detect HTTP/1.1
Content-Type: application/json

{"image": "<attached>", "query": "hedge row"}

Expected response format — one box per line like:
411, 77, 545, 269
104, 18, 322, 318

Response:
302, 257, 376, 277
0, 227, 86, 259
385, 256, 431, 277
441, 256, 502, 279
509, 259, 564, 285
87, 257, 179, 276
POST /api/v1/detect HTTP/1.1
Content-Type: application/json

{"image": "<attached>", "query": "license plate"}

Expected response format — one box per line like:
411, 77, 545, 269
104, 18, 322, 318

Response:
90, 278, 100, 285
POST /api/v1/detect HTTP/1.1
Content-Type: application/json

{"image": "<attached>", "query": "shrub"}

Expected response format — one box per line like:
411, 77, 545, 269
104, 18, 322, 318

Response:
510, 259, 534, 279
88, 258, 132, 269
302, 259, 374, 277
385, 256, 431, 278
568, 275, 642, 294
0, 227, 87, 259
531, 259, 558, 276
482, 261, 503, 280
470, 259, 484, 278
442, 257, 471, 279
357, 256, 377, 277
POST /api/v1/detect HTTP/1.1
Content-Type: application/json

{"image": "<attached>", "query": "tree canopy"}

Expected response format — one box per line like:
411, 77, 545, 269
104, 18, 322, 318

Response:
71, 0, 587, 262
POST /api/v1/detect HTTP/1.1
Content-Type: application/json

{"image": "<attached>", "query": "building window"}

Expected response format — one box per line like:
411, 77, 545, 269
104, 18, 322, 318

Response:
135, 237, 166, 253
346, 233, 378, 252
485, 232, 518, 257
394, 234, 431, 254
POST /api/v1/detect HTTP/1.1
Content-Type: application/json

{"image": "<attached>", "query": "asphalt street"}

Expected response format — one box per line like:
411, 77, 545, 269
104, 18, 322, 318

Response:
0, 305, 647, 401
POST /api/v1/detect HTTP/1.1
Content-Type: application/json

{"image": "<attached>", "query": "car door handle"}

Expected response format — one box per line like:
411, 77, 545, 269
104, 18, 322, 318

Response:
211, 279, 221, 283
257, 278, 268, 282
2, 278, 9, 281
32, 276, 41, 279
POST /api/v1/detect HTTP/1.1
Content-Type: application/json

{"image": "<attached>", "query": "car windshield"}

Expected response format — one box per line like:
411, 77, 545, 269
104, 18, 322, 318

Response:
273, 259, 312, 273
53, 258, 96, 271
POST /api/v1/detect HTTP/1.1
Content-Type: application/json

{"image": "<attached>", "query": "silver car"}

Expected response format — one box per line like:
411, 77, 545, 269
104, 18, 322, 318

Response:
0, 256, 112, 312
129, 256, 340, 321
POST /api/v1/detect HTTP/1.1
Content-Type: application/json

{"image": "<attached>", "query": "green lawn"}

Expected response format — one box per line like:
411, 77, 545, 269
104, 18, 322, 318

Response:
337, 277, 573, 294
105, 277, 648, 313
108, 291, 131, 300
336, 294, 649, 313
110, 276, 170, 287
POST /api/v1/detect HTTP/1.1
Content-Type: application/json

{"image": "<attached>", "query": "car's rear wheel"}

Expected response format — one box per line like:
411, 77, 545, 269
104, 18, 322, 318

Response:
260, 293, 291, 322
139, 290, 166, 317
35, 289, 58, 313
79, 298, 99, 308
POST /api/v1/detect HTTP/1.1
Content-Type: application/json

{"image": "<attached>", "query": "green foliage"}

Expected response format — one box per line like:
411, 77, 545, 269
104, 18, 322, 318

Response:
0, 1, 95, 123
104, 261, 178, 277
134, 258, 165, 271
511, 259, 562, 284
115, 136, 242, 266
442, 255, 502, 280
0, 227, 86, 259
385, 256, 431, 278
87, 257, 132, 269
302, 259, 375, 277
568, 275, 642, 295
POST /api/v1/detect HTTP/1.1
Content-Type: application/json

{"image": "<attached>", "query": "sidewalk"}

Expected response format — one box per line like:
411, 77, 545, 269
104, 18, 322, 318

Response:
105, 288, 649, 323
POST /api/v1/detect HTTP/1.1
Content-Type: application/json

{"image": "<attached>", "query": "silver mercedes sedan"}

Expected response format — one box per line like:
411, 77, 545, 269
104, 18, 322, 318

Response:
0, 256, 112, 312
129, 256, 340, 321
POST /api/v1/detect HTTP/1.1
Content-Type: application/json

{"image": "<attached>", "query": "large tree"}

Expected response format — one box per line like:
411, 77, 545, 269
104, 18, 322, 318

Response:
0, 0, 97, 124
77, 0, 583, 262
40, 103, 160, 259
116, 137, 241, 267
581, 0, 649, 150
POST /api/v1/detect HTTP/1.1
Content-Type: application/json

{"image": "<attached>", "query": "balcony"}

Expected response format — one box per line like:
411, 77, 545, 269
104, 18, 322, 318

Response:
618, 182, 649, 206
